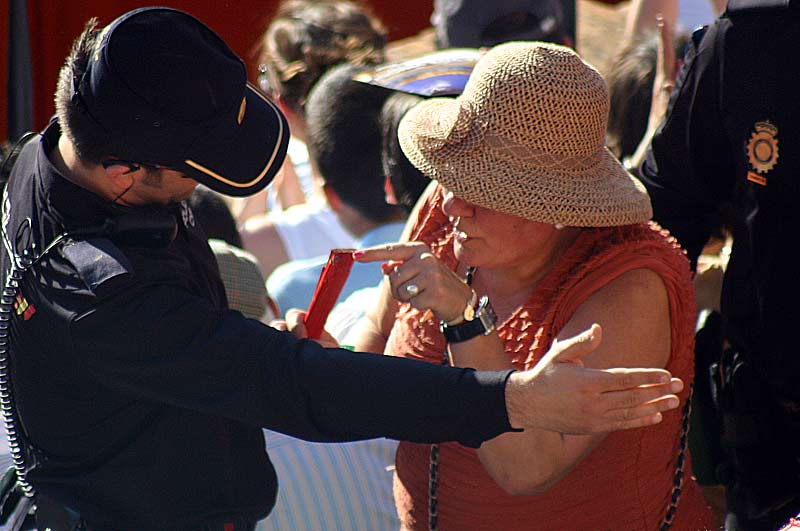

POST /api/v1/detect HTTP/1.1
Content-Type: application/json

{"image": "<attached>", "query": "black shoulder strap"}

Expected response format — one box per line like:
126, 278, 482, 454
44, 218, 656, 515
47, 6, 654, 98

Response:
726, 0, 791, 15
61, 238, 133, 295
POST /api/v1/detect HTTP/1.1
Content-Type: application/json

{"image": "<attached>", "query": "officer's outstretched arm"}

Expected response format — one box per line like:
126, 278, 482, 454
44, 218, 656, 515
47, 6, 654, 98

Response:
505, 324, 681, 434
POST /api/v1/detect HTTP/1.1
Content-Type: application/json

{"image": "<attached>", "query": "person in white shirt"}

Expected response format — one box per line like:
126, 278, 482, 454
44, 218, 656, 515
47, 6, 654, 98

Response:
239, 0, 388, 279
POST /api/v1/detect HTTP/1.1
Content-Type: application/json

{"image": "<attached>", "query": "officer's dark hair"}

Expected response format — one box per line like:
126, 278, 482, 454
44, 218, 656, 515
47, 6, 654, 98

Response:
255, 0, 387, 114
305, 63, 403, 223
606, 30, 688, 160
54, 18, 110, 166
380, 92, 429, 214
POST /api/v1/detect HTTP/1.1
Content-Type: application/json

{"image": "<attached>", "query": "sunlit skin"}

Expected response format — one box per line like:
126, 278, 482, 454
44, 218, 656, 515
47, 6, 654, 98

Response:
116, 169, 199, 206
441, 187, 580, 294
53, 133, 198, 207
347, 185, 675, 497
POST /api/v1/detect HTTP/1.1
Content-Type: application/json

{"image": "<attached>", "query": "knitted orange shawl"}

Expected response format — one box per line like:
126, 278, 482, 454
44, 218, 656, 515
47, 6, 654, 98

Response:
385, 186, 714, 531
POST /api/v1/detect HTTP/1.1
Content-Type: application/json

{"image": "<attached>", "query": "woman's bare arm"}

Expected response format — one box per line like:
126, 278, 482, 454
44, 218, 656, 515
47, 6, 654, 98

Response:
452, 268, 672, 495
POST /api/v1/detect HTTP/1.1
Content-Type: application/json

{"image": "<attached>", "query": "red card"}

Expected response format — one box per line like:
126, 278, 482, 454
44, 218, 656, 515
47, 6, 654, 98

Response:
304, 249, 355, 339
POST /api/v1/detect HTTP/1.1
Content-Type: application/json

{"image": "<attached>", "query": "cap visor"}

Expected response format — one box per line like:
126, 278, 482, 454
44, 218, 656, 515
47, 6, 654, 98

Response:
177, 83, 289, 197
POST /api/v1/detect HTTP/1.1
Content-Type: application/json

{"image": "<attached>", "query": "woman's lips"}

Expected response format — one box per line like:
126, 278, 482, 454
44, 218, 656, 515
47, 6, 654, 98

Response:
454, 229, 469, 243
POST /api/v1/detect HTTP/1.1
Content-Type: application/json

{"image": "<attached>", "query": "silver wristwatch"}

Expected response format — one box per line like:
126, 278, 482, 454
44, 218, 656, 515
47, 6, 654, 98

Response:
440, 295, 497, 343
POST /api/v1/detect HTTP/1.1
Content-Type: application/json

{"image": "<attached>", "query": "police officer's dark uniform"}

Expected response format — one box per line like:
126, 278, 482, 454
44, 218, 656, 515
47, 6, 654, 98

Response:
641, 1, 800, 528
0, 8, 514, 530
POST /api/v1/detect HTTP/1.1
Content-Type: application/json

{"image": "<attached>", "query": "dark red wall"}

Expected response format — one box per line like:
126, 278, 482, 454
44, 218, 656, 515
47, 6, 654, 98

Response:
2, 0, 433, 139
1, 0, 9, 139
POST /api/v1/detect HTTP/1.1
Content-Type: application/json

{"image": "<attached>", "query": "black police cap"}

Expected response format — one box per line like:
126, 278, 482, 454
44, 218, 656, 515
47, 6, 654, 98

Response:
74, 7, 289, 197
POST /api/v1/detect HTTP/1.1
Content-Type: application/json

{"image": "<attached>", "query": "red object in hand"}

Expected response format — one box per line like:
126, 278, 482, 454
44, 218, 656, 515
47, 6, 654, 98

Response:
304, 249, 355, 339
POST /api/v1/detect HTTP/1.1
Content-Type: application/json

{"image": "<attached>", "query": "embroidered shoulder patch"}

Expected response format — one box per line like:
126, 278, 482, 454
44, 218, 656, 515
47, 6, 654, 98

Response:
746, 120, 779, 186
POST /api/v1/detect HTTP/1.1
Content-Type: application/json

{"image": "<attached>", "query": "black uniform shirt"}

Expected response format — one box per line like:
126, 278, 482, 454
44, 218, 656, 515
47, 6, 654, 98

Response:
640, 0, 800, 403
0, 121, 514, 530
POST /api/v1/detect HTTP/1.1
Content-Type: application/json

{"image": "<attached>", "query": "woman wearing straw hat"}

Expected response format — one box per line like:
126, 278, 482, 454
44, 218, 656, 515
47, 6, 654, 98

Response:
352, 42, 715, 530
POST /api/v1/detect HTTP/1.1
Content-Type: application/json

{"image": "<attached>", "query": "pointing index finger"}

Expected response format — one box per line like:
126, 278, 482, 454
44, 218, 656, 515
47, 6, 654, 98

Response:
353, 243, 419, 263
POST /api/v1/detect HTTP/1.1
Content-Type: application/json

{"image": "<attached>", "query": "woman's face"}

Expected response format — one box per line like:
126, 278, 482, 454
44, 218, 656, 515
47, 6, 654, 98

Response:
441, 188, 558, 270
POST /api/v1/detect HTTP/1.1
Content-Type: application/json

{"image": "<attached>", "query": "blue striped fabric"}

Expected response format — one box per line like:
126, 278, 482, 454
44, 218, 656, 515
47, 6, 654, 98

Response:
2, 431, 399, 530
0, 436, 12, 471
257, 431, 399, 531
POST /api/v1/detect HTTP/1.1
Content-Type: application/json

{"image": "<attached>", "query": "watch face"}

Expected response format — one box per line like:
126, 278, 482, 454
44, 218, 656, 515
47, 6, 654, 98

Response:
476, 296, 497, 332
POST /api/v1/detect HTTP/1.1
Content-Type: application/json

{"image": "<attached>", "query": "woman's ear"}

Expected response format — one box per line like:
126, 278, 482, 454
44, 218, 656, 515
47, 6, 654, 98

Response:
274, 95, 307, 141
274, 95, 299, 124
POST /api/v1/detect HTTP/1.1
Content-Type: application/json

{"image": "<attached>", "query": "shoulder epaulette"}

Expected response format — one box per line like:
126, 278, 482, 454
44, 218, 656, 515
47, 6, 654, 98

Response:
62, 238, 132, 295
726, 0, 791, 15
682, 25, 710, 64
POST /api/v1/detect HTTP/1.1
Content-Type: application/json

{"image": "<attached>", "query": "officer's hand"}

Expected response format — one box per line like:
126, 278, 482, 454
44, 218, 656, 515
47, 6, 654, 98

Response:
271, 309, 340, 349
505, 324, 683, 434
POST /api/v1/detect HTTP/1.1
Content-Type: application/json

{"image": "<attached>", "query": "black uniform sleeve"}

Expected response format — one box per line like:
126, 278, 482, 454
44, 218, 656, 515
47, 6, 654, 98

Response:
640, 22, 736, 266
69, 282, 513, 448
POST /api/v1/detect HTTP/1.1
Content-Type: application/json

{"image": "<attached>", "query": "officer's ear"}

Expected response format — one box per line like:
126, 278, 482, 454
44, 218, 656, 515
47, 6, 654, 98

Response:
102, 161, 139, 193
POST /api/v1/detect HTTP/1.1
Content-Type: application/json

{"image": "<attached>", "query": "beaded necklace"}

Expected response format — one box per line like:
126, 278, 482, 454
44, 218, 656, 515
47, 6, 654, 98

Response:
428, 266, 474, 531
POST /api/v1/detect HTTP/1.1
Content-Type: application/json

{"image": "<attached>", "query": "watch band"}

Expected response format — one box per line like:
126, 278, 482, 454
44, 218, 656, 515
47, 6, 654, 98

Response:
440, 295, 497, 343
444, 289, 478, 326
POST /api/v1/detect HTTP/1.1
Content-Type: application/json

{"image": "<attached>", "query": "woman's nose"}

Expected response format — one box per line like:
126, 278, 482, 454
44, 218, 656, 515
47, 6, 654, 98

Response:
441, 190, 474, 218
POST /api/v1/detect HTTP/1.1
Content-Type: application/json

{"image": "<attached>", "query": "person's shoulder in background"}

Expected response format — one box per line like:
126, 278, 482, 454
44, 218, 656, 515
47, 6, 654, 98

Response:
209, 239, 278, 323
266, 253, 327, 314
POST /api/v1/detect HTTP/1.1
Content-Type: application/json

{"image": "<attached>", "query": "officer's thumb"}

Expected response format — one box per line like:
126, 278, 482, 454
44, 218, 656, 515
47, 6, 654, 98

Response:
548, 324, 602, 367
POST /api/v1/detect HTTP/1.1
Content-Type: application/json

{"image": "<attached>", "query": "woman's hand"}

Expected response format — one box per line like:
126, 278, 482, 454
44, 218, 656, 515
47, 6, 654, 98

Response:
270, 308, 340, 349
354, 242, 474, 324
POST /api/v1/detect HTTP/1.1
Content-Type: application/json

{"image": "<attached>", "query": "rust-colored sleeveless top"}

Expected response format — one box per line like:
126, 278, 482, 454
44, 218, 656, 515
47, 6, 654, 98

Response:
385, 187, 714, 531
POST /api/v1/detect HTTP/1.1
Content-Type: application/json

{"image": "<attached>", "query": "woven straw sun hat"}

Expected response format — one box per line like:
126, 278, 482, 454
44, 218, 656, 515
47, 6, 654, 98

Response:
398, 41, 652, 227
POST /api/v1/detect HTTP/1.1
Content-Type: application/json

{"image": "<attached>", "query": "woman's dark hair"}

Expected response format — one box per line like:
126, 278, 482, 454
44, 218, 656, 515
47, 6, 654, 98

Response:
606, 30, 688, 160
256, 0, 387, 114
380, 92, 429, 214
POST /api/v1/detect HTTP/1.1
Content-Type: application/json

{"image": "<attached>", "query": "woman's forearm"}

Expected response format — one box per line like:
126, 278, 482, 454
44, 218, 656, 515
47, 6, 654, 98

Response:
448, 333, 604, 495
476, 427, 603, 496
348, 279, 398, 354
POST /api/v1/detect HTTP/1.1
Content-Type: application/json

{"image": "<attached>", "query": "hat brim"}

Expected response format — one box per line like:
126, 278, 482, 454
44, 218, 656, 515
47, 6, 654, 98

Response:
398, 98, 652, 227
353, 48, 481, 97
175, 83, 289, 197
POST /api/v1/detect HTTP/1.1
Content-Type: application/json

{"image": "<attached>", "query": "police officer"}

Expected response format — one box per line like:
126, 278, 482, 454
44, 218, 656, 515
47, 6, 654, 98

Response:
0, 8, 683, 530
640, 1, 800, 528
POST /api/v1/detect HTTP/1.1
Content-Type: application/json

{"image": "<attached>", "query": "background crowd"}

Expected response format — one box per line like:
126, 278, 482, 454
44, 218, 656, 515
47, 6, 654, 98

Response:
1, 0, 798, 530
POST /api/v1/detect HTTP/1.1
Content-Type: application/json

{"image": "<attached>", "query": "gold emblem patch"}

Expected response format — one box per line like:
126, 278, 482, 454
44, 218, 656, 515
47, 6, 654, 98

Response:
746, 120, 779, 185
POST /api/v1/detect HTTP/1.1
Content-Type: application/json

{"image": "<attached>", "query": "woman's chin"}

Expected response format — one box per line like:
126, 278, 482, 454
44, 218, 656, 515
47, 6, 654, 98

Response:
453, 243, 473, 264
